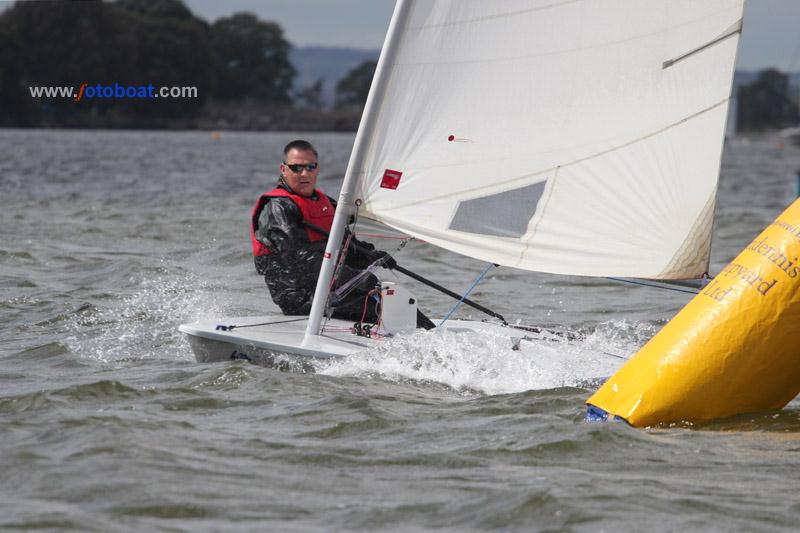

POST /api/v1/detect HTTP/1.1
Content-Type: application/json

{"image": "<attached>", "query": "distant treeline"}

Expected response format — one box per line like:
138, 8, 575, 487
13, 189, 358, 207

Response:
737, 69, 799, 132
0, 0, 377, 130
0, 0, 797, 132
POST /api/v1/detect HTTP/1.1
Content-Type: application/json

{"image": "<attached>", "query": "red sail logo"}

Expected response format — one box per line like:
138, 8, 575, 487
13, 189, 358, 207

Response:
380, 169, 403, 190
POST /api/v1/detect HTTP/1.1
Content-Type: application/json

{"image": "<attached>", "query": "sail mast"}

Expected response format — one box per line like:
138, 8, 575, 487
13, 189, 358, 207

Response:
303, 0, 412, 344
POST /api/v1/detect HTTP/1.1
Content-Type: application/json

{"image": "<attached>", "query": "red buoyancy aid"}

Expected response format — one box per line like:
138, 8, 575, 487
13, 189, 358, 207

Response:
251, 187, 335, 256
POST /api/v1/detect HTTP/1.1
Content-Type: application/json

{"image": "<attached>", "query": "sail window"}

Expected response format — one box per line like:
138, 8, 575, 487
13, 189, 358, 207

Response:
448, 181, 546, 238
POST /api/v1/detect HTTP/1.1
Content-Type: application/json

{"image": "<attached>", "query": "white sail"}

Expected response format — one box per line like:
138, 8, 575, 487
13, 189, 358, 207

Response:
352, 0, 744, 279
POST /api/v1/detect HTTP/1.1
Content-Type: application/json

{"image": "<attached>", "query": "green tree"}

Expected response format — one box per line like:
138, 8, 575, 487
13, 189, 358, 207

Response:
0, 0, 129, 124
114, 0, 214, 117
0, 23, 30, 125
0, 0, 213, 124
210, 13, 295, 103
335, 60, 376, 109
3, 1, 126, 91
115, 0, 194, 20
737, 69, 799, 132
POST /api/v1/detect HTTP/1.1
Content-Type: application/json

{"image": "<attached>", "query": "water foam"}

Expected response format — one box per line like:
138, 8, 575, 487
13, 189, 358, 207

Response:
63, 269, 228, 363
317, 320, 648, 395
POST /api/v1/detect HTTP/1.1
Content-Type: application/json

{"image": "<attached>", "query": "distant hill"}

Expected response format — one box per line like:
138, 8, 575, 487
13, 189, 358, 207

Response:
290, 46, 380, 108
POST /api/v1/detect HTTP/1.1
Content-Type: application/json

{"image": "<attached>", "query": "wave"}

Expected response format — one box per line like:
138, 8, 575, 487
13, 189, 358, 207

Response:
316, 319, 653, 395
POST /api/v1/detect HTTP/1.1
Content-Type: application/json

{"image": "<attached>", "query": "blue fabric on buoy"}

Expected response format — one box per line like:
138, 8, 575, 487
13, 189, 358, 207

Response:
585, 405, 609, 422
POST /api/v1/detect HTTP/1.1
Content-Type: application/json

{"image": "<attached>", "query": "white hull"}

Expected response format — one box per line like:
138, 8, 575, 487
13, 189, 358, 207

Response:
179, 316, 372, 368
179, 316, 628, 381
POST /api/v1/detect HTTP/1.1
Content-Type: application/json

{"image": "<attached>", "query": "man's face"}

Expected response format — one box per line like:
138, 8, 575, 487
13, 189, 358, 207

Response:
280, 148, 319, 197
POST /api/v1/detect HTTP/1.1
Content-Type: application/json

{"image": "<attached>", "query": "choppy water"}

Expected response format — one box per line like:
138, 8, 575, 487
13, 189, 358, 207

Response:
2, 128, 800, 531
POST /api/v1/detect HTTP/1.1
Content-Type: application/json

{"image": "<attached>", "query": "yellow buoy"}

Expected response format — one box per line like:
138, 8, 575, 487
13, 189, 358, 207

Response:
587, 198, 800, 427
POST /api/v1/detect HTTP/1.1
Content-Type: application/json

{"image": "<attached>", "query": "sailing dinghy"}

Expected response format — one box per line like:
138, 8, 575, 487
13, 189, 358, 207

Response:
180, 0, 745, 379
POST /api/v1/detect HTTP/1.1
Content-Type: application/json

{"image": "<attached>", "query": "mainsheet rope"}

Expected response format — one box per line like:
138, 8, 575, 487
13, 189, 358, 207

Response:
437, 263, 495, 327
605, 277, 708, 295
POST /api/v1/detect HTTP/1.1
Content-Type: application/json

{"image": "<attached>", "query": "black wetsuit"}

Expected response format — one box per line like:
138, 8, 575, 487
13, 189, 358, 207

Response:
253, 184, 380, 322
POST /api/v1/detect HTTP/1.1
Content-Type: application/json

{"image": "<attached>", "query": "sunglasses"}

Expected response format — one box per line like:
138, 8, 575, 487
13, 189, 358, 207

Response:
284, 162, 318, 173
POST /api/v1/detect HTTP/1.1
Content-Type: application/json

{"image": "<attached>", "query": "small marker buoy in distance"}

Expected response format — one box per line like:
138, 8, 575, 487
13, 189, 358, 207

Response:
211, 131, 221, 141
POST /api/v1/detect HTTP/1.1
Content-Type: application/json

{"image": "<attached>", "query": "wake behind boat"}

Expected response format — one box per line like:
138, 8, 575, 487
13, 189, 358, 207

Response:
179, 311, 629, 382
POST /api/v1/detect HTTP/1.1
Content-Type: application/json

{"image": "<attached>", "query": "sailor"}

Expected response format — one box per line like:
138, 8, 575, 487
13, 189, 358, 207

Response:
251, 139, 394, 322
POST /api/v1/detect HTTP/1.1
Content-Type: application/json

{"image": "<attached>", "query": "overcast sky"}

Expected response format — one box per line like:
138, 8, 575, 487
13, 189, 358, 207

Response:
183, 0, 800, 72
